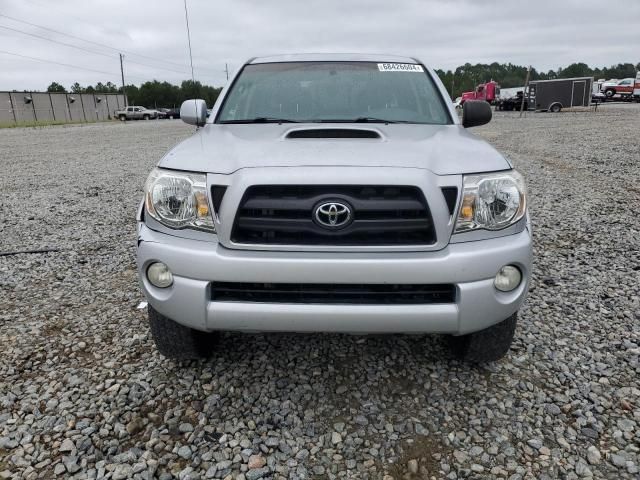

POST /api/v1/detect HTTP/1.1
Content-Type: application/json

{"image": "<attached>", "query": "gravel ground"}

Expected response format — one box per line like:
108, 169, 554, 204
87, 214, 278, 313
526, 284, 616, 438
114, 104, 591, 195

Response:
1, 105, 639, 480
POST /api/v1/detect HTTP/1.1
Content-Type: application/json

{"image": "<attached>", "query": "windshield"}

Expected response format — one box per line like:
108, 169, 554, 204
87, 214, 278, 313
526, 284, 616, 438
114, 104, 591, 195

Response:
216, 62, 452, 124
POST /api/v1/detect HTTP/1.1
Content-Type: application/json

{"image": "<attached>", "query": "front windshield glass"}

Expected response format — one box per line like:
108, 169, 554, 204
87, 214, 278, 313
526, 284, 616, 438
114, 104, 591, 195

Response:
216, 62, 452, 124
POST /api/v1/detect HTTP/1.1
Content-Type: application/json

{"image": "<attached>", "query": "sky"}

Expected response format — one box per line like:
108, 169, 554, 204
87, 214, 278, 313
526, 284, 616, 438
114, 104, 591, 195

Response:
0, 0, 638, 91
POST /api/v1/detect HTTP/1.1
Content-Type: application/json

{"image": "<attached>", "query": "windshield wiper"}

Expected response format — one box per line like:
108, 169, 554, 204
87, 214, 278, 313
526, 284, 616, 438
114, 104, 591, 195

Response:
354, 117, 396, 123
220, 117, 299, 124
313, 117, 408, 124
354, 117, 416, 124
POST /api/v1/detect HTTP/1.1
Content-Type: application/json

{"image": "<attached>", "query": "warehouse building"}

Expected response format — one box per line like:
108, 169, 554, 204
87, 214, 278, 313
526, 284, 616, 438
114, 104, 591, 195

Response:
0, 91, 126, 125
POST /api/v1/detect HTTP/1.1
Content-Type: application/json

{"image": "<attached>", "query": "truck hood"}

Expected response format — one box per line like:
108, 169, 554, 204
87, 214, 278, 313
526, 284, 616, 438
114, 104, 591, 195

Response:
159, 123, 511, 175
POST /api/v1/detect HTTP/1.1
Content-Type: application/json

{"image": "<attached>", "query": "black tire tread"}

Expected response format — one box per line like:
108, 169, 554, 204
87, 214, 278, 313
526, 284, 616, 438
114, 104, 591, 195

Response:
449, 313, 518, 363
148, 306, 217, 360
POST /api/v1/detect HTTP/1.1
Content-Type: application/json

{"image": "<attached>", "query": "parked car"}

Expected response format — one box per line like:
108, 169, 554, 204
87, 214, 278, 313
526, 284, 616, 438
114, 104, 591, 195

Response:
495, 91, 529, 111
115, 106, 159, 121
137, 54, 531, 363
157, 108, 180, 119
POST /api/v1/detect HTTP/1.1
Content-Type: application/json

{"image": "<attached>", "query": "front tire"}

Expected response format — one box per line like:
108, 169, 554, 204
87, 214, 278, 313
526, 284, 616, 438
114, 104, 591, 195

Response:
549, 103, 562, 113
604, 89, 615, 98
448, 313, 518, 363
143, 114, 150, 120
148, 306, 218, 360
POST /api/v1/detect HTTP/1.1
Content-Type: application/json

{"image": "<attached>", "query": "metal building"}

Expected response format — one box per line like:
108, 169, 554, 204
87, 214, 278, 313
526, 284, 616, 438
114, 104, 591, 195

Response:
0, 91, 126, 125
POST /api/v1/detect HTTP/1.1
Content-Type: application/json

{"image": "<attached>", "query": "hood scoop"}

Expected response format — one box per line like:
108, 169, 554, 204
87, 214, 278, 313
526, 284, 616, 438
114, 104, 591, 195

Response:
286, 128, 381, 139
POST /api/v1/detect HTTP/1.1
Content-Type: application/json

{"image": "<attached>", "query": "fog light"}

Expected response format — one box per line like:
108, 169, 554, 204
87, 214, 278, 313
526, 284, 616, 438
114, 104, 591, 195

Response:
147, 262, 173, 288
494, 265, 521, 292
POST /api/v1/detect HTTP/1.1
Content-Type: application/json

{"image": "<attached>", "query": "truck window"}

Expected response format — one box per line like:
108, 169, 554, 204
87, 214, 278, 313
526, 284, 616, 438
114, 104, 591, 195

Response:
217, 62, 452, 125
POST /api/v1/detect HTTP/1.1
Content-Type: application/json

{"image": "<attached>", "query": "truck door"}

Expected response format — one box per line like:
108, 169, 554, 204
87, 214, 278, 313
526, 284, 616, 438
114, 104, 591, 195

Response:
571, 80, 586, 107
476, 85, 485, 101
617, 79, 633, 95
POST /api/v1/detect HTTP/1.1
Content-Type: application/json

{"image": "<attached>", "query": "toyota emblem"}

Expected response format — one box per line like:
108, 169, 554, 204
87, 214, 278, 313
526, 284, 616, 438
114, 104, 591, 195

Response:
314, 201, 352, 229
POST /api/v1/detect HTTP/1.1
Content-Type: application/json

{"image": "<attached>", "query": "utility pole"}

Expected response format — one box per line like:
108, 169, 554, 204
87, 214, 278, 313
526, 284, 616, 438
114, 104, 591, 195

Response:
224, 63, 229, 81
519, 65, 531, 118
119, 53, 128, 107
451, 75, 455, 99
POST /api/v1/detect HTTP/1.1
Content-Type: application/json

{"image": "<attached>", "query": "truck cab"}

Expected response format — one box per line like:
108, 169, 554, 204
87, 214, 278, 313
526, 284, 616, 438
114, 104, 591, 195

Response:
460, 81, 500, 105
603, 78, 635, 99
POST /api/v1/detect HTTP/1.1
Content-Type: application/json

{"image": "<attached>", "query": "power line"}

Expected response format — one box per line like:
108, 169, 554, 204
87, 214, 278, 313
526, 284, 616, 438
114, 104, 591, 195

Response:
0, 23, 197, 76
0, 13, 220, 75
0, 24, 113, 58
0, 49, 146, 81
124, 58, 191, 76
183, 0, 196, 84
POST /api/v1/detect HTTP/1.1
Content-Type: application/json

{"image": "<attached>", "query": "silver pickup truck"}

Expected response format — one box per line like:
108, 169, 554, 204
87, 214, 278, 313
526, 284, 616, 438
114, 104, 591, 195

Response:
116, 105, 159, 121
137, 54, 532, 363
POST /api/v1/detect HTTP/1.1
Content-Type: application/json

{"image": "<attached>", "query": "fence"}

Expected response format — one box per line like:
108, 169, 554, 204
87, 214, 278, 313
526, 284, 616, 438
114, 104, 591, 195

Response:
0, 92, 127, 125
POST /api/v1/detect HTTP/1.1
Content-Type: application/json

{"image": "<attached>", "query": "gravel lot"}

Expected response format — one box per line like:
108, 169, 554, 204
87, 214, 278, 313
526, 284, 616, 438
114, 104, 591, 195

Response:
1, 105, 639, 480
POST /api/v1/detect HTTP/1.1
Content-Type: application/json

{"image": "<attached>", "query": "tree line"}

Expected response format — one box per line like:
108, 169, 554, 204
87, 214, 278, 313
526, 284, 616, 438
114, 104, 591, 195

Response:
44, 61, 639, 106
46, 80, 222, 108
436, 62, 640, 99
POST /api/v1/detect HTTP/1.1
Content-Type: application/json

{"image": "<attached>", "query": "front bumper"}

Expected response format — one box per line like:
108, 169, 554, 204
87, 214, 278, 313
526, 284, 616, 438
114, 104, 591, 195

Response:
137, 223, 532, 335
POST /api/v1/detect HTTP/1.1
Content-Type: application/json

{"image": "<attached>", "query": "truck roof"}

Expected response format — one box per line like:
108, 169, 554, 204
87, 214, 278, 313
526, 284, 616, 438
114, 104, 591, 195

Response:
248, 53, 421, 64
529, 76, 594, 84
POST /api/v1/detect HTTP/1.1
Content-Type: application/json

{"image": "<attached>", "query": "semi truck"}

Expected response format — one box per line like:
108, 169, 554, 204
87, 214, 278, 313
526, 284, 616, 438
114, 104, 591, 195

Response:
460, 80, 500, 105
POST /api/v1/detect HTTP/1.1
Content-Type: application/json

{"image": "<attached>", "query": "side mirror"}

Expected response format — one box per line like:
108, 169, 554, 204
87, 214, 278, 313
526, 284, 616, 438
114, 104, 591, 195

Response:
462, 100, 492, 128
180, 99, 207, 126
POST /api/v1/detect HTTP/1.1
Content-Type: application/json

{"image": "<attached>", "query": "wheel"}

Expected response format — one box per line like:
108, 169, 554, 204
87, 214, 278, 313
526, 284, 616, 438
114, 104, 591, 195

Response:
143, 115, 150, 120
448, 313, 518, 363
148, 305, 218, 360
549, 103, 562, 113
604, 89, 615, 98
169, 115, 174, 119
119, 115, 126, 121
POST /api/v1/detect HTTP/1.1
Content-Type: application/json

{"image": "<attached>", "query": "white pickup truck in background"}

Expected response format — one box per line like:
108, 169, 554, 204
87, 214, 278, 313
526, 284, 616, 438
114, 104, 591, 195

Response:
115, 106, 159, 121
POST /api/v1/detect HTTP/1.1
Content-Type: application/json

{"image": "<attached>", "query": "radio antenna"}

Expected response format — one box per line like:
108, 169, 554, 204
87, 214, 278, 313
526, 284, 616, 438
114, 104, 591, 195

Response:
183, 0, 198, 130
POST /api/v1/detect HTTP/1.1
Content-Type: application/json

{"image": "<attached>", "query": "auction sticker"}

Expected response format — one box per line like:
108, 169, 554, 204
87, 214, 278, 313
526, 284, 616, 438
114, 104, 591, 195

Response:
377, 63, 424, 72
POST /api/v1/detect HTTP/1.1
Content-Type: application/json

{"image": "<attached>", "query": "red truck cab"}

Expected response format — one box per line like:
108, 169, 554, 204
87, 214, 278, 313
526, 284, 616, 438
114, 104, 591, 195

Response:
461, 81, 500, 105
603, 75, 640, 99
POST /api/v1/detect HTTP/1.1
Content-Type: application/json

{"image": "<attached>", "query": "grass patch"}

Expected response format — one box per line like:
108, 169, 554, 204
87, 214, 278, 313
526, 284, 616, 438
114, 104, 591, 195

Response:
387, 436, 451, 478
0, 119, 118, 129
41, 318, 68, 336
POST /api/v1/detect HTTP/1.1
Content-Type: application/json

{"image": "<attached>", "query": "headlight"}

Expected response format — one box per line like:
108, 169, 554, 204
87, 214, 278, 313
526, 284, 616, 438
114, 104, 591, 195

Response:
454, 170, 526, 233
144, 168, 215, 232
